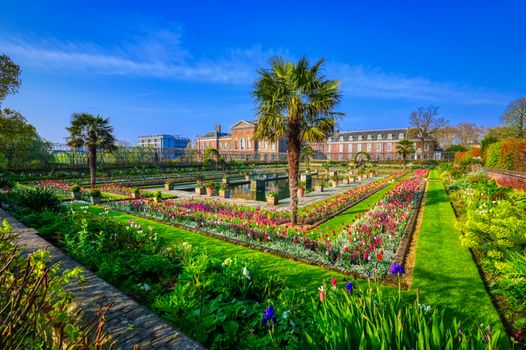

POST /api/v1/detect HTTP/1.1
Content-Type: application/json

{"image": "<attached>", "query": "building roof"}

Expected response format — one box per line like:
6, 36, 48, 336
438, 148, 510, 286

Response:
197, 131, 231, 139
138, 134, 190, 140
330, 128, 408, 141
231, 120, 255, 129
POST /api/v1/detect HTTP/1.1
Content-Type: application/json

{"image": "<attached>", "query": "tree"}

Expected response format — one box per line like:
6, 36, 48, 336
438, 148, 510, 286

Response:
0, 54, 21, 105
66, 113, 116, 188
435, 126, 458, 149
0, 108, 38, 169
501, 97, 526, 138
409, 105, 447, 158
252, 56, 343, 224
455, 123, 484, 146
397, 139, 415, 163
300, 145, 314, 170
204, 147, 220, 167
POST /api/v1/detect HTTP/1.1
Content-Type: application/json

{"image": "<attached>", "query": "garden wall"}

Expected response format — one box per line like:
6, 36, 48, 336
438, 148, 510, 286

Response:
486, 168, 526, 191
0, 208, 203, 350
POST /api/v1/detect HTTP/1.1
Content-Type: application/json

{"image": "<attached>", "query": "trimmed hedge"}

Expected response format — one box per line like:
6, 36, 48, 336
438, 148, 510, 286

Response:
485, 139, 526, 172
454, 146, 481, 163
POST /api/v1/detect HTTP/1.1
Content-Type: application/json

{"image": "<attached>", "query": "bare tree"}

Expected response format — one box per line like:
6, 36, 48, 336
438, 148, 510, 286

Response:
501, 97, 526, 138
435, 126, 458, 149
455, 123, 484, 146
409, 105, 448, 157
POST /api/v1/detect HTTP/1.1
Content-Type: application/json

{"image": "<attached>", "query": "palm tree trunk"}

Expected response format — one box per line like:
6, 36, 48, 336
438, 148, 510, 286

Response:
288, 137, 301, 225
88, 146, 97, 188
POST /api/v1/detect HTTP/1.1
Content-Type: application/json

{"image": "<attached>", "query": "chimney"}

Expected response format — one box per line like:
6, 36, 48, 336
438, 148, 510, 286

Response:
215, 124, 221, 133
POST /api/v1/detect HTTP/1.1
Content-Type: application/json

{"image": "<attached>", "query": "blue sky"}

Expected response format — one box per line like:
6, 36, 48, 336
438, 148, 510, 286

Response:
1, 0, 525, 144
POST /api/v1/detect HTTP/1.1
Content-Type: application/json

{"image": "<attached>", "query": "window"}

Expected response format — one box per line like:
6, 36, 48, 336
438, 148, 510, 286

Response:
424, 142, 429, 151
357, 144, 362, 152
349, 135, 354, 141
271, 142, 276, 150
387, 133, 393, 140
339, 144, 344, 152
367, 143, 372, 152
339, 136, 344, 142
398, 133, 405, 139
240, 138, 246, 150
248, 139, 251, 149
367, 134, 372, 140
328, 137, 332, 142
358, 135, 362, 141
264, 141, 269, 151
377, 134, 382, 140
387, 143, 392, 152
376, 143, 382, 152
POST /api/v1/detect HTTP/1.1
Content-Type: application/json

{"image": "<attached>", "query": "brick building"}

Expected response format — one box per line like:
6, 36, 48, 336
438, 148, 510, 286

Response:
195, 121, 287, 160
310, 128, 435, 161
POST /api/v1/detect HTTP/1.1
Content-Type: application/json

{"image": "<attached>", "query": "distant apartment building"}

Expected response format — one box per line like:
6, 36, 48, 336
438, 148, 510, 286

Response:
313, 128, 435, 160
196, 121, 287, 159
137, 134, 191, 149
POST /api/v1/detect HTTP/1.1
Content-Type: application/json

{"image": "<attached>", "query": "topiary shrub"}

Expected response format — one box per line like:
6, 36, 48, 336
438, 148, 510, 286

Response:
15, 187, 60, 211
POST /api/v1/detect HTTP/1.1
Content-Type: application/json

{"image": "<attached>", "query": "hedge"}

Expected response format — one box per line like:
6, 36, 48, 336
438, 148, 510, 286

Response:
485, 139, 526, 172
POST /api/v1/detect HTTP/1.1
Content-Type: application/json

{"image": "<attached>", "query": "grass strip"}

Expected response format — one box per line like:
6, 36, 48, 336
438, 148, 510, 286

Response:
411, 170, 507, 342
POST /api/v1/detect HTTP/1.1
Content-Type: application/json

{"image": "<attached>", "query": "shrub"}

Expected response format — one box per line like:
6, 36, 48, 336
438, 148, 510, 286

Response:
71, 184, 81, 192
485, 142, 502, 168
0, 175, 15, 190
15, 187, 60, 210
154, 191, 162, 199
90, 189, 101, 197
204, 181, 216, 189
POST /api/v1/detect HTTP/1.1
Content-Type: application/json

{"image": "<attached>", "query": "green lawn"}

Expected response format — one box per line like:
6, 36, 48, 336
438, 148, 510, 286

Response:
411, 170, 507, 342
84, 205, 360, 291
306, 173, 411, 238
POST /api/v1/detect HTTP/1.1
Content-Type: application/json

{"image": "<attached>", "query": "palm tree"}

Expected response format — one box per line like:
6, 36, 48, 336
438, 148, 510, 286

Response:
66, 113, 116, 188
300, 145, 314, 170
397, 139, 415, 164
253, 56, 343, 224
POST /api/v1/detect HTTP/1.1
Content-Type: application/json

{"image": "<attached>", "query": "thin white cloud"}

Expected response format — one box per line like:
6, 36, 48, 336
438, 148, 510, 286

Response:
0, 31, 512, 105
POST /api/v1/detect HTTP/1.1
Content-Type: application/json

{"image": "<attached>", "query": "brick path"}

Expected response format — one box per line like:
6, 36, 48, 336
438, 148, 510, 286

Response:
0, 208, 204, 350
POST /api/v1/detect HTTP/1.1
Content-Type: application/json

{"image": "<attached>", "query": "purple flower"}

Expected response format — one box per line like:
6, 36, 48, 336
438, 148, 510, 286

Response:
389, 262, 405, 275
261, 305, 277, 326
345, 282, 354, 295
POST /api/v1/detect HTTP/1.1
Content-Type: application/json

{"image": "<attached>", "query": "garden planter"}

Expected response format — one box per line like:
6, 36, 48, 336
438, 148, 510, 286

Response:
297, 188, 305, 198
196, 179, 203, 185
331, 180, 338, 188
71, 191, 81, 200
164, 183, 173, 190
153, 197, 161, 203
131, 193, 140, 199
266, 196, 278, 205
206, 188, 215, 197
90, 196, 101, 204
222, 178, 230, 184
314, 185, 324, 192
219, 190, 230, 198
349, 177, 355, 183
195, 187, 206, 195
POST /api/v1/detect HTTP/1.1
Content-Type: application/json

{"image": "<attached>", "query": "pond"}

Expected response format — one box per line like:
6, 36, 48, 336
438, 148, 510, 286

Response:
230, 178, 290, 202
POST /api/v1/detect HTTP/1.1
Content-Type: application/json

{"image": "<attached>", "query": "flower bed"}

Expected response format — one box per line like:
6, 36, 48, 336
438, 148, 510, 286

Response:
107, 170, 426, 277
35, 180, 151, 198
297, 172, 404, 224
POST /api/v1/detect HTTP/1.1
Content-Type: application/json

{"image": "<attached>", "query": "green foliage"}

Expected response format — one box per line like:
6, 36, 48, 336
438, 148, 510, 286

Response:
0, 174, 15, 189
485, 142, 502, 168
0, 54, 21, 102
70, 184, 81, 192
305, 283, 500, 349
14, 187, 60, 210
445, 144, 467, 152
204, 181, 216, 189
90, 189, 101, 197
154, 190, 162, 199
0, 219, 112, 349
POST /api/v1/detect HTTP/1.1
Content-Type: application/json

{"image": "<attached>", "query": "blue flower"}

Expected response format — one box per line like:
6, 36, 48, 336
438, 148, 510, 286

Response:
344, 282, 354, 295
261, 305, 277, 326
389, 262, 405, 275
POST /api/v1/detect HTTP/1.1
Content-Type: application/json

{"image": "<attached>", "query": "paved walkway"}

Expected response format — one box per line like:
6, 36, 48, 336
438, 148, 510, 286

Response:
157, 176, 385, 210
0, 208, 204, 350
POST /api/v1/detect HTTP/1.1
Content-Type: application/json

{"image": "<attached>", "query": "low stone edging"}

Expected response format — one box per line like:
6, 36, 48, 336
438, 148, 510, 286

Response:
0, 208, 204, 350
486, 168, 526, 191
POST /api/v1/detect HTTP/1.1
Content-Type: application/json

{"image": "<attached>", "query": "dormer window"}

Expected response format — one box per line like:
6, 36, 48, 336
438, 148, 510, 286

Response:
367, 134, 372, 140
387, 133, 393, 140
398, 133, 405, 139
358, 135, 362, 141
339, 136, 344, 142
377, 134, 382, 140
349, 135, 354, 141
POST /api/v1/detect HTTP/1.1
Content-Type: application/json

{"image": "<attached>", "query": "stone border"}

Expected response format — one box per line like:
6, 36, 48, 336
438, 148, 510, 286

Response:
0, 208, 204, 350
